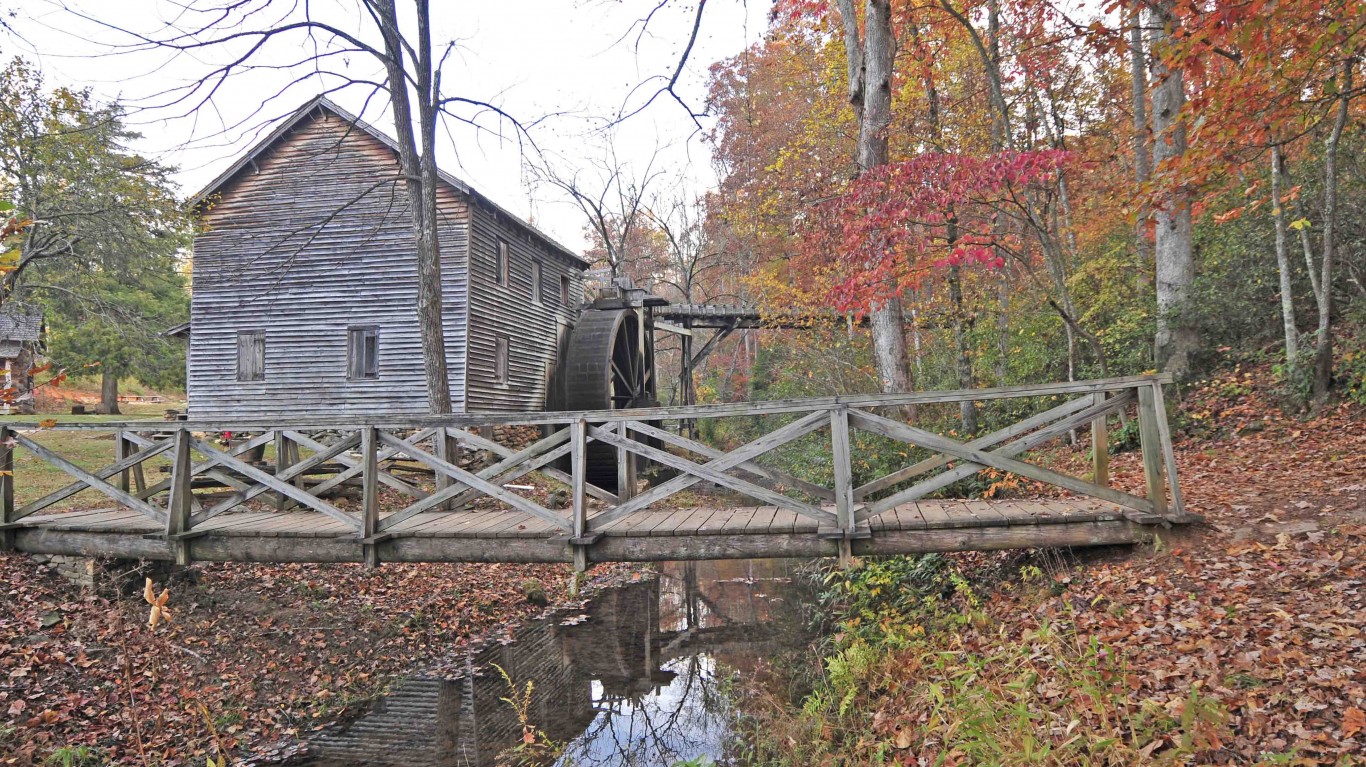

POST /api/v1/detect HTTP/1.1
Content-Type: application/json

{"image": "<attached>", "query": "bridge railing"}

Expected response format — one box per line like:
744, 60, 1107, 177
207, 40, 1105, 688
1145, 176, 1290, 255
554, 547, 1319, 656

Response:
0, 374, 1186, 564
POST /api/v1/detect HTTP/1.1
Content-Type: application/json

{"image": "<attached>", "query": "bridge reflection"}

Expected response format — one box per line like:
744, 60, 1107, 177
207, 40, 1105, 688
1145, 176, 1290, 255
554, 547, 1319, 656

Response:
310, 560, 814, 766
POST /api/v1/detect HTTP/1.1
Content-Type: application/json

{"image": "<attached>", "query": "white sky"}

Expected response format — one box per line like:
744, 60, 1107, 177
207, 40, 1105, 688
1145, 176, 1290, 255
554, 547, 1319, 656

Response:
4, 0, 773, 252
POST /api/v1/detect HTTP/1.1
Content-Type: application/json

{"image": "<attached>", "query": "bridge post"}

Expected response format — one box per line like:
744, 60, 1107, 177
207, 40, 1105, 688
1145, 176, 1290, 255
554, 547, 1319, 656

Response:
569, 419, 591, 581
1137, 384, 1168, 517
361, 427, 380, 568
1091, 392, 1109, 486
1, 424, 14, 551
1150, 382, 1188, 519
273, 431, 291, 511
433, 428, 460, 511
616, 424, 637, 502
165, 429, 193, 566
116, 431, 130, 493
830, 406, 855, 566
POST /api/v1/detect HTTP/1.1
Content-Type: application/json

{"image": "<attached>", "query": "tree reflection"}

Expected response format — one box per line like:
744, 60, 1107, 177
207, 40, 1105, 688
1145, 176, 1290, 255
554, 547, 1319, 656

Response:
310, 560, 814, 767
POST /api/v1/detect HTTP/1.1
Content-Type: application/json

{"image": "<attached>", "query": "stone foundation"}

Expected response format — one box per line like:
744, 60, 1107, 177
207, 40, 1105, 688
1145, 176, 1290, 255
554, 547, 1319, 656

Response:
29, 554, 190, 595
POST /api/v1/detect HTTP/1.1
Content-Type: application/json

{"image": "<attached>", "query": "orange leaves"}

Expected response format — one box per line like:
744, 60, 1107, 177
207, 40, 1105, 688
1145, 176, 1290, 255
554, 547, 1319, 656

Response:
144, 578, 172, 630
25, 361, 51, 376
1344, 708, 1366, 738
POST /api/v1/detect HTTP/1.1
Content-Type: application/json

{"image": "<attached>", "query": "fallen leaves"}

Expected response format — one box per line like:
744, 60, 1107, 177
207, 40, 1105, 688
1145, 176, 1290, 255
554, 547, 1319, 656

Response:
0, 552, 627, 766
1344, 708, 1365, 739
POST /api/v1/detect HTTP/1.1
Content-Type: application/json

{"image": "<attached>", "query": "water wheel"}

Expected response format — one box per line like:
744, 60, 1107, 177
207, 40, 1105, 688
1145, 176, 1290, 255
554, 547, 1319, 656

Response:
554, 307, 657, 492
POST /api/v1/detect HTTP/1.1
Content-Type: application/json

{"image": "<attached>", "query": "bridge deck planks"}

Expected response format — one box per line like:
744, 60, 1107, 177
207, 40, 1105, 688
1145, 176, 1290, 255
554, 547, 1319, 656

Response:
12, 496, 1154, 562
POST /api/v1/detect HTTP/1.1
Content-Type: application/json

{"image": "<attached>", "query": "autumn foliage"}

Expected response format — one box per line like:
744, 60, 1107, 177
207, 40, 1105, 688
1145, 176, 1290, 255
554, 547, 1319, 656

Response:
796, 150, 1068, 311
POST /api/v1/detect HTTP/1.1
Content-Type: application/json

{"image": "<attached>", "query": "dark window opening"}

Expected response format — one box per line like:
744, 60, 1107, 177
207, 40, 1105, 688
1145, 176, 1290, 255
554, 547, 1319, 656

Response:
495, 335, 509, 386
495, 239, 510, 286
559, 274, 570, 306
348, 326, 379, 380
237, 330, 265, 382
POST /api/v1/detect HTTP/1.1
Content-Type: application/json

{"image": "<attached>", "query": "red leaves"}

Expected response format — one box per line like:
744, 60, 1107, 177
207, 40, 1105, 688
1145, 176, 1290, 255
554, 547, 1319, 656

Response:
796, 150, 1068, 311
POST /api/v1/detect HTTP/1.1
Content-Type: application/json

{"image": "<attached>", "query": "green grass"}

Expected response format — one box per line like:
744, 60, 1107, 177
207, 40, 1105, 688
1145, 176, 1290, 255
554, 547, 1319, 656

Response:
8, 401, 185, 513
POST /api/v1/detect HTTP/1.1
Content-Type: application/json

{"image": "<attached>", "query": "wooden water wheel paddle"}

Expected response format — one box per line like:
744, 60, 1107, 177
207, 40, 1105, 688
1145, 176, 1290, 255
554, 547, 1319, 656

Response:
556, 306, 657, 493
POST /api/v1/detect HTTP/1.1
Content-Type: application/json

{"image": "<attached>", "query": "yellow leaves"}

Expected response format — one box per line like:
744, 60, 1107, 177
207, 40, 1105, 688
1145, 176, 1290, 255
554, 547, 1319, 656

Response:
1288, 217, 1312, 231
144, 577, 171, 629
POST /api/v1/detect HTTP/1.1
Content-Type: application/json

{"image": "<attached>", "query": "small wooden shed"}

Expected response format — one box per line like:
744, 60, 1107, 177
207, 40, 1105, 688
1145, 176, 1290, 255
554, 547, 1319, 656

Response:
0, 304, 43, 415
188, 97, 589, 418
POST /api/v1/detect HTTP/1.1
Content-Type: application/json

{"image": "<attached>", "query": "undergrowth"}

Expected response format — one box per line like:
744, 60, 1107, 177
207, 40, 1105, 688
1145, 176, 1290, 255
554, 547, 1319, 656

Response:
733, 555, 1238, 767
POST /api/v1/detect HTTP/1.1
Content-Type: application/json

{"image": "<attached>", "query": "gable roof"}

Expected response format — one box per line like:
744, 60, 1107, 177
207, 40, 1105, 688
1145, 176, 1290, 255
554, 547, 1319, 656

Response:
0, 305, 42, 343
190, 96, 588, 267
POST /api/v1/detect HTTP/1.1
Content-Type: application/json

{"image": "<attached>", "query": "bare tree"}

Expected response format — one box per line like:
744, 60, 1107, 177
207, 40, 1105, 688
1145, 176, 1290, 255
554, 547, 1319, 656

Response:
49, 0, 534, 414
531, 129, 665, 282
645, 192, 726, 304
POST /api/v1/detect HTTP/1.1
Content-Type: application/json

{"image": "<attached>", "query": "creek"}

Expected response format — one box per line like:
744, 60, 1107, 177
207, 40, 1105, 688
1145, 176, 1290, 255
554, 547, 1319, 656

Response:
306, 559, 819, 767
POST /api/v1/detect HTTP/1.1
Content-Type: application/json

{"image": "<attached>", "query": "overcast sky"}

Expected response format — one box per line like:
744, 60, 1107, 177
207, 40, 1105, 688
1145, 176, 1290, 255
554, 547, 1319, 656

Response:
5, 0, 773, 252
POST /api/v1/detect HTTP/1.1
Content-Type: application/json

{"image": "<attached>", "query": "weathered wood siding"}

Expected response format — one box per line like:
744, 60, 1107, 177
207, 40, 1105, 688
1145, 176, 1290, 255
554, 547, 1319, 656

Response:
464, 199, 585, 412
189, 110, 470, 417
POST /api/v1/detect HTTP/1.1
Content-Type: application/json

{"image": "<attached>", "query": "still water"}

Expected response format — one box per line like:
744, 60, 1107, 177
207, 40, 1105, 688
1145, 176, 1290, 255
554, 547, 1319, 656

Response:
308, 560, 817, 767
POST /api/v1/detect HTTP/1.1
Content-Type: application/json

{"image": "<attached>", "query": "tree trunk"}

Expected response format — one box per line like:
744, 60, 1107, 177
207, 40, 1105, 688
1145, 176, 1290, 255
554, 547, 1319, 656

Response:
1130, 1, 1153, 285
948, 264, 978, 434
834, 0, 911, 395
100, 369, 120, 416
1149, 1, 1198, 378
859, 0, 911, 394
1270, 144, 1300, 378
375, 0, 452, 415
1312, 58, 1353, 401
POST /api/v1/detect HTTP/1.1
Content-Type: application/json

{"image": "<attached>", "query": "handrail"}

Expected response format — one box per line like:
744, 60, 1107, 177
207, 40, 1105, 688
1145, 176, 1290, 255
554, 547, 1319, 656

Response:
0, 375, 1188, 568
2, 374, 1172, 432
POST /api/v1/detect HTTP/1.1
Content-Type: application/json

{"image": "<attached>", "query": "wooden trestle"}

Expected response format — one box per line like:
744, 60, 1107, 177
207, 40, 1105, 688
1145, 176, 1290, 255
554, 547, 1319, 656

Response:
0, 375, 1193, 567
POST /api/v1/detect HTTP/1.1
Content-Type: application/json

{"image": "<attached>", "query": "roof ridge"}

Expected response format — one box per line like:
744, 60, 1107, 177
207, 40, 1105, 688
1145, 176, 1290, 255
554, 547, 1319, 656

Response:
189, 95, 586, 265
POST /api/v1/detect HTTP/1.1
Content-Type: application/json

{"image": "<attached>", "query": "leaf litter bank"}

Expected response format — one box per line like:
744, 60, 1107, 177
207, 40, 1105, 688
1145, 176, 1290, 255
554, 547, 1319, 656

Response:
733, 369, 1365, 766
0, 553, 635, 766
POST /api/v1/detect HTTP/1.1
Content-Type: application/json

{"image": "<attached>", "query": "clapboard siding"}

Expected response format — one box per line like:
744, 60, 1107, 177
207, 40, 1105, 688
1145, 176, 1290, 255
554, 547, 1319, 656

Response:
189, 109, 470, 417
464, 199, 585, 412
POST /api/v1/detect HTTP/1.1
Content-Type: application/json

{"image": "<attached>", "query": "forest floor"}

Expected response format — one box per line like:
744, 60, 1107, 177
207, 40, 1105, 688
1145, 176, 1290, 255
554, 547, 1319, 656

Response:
740, 366, 1366, 766
0, 549, 633, 766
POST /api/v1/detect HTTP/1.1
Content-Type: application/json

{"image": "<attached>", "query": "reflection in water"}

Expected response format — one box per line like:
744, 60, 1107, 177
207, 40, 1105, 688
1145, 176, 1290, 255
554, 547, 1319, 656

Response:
310, 560, 813, 767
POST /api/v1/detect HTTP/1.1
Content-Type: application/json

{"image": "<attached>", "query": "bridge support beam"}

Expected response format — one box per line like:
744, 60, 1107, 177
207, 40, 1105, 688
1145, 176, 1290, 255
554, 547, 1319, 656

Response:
1, 424, 13, 551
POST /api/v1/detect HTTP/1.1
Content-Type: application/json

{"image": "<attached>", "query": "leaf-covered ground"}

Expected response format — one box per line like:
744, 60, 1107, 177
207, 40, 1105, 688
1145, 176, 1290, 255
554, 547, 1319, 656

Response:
741, 369, 1366, 766
0, 553, 631, 766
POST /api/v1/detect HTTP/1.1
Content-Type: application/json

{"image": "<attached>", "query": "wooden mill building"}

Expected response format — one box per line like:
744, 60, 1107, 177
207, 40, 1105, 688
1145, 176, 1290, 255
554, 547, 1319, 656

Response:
188, 97, 589, 418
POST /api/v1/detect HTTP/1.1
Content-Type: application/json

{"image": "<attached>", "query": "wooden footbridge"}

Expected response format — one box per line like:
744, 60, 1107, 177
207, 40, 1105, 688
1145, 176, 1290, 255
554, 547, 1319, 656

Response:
0, 376, 1192, 567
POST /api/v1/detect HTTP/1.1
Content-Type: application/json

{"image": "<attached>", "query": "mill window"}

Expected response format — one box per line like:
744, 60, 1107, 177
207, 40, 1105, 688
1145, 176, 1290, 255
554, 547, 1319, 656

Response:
347, 326, 379, 380
495, 335, 509, 385
495, 239, 510, 286
237, 330, 265, 382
